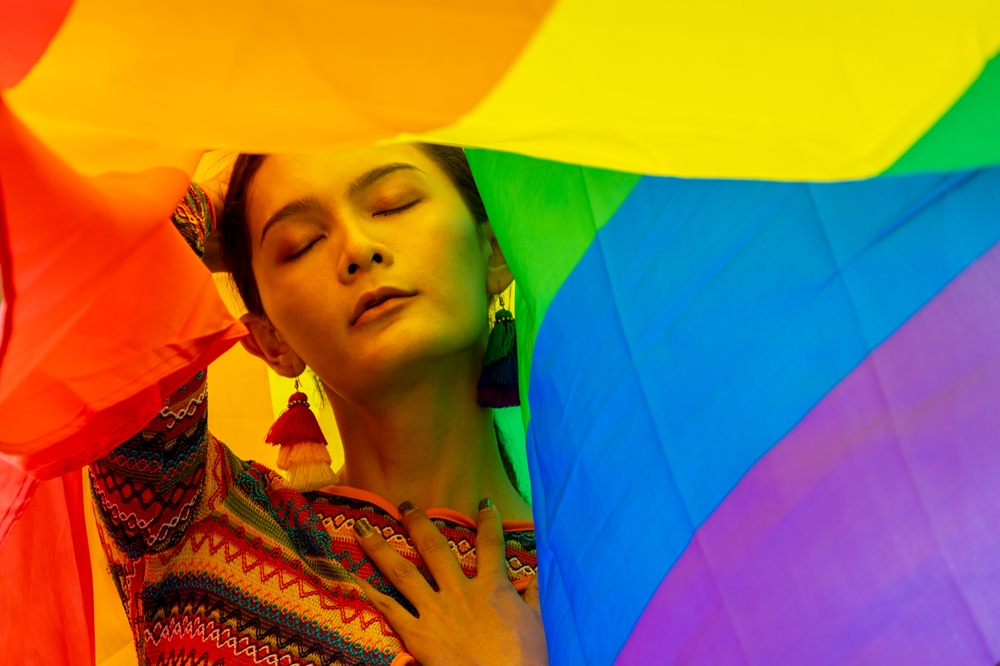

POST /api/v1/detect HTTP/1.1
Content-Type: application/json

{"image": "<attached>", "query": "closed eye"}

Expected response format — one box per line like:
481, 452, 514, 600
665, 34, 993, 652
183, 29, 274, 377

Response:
374, 198, 422, 217
285, 235, 325, 262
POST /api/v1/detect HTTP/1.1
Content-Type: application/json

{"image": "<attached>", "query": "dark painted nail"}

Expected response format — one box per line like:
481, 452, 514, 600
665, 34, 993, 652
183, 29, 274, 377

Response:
478, 498, 493, 512
353, 517, 374, 538
398, 501, 417, 516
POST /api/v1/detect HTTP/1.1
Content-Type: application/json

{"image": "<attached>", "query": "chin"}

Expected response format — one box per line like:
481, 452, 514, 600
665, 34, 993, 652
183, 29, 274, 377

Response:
355, 322, 477, 381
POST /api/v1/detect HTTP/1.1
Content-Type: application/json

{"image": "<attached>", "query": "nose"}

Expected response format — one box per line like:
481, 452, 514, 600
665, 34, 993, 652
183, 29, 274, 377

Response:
338, 224, 393, 282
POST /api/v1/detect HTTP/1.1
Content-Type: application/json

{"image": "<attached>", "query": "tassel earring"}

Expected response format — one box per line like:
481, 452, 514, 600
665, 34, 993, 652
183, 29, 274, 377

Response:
477, 292, 520, 407
266, 378, 338, 492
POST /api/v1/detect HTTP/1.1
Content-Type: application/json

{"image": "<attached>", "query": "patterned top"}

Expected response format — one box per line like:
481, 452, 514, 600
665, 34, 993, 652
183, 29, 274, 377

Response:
86, 185, 537, 666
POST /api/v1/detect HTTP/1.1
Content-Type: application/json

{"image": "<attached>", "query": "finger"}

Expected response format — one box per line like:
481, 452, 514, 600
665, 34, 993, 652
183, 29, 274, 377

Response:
353, 517, 435, 609
398, 501, 466, 590
522, 574, 541, 614
473, 498, 509, 580
351, 573, 418, 636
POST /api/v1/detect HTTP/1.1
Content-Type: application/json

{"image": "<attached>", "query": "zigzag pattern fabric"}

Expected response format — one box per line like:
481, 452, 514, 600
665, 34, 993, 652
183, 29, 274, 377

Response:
88, 370, 537, 666
82, 188, 537, 666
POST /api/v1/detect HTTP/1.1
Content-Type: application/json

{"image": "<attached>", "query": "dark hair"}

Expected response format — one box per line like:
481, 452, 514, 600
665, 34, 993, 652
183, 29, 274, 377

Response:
218, 144, 520, 492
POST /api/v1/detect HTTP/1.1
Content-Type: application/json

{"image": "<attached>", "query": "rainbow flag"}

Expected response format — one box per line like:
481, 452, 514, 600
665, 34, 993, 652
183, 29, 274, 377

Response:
2, 1, 1000, 664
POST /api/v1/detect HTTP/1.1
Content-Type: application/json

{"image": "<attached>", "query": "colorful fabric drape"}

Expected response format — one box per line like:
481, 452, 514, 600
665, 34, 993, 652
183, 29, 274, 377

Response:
470, 152, 1000, 664
3, 1, 1000, 665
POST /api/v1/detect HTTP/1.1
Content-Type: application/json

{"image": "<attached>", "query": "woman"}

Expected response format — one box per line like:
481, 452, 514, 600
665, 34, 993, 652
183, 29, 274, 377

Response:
88, 143, 546, 665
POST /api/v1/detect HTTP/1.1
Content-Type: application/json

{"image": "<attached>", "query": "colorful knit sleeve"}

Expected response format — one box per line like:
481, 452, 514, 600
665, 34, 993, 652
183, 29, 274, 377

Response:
88, 371, 212, 555
87, 184, 220, 556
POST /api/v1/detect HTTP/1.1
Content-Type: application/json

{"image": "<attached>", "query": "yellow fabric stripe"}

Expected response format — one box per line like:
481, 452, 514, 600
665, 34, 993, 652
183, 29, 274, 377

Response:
8, 1, 1000, 180
412, 0, 1000, 180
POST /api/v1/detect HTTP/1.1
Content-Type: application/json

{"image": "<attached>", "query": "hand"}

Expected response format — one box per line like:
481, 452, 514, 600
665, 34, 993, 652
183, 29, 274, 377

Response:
352, 500, 548, 666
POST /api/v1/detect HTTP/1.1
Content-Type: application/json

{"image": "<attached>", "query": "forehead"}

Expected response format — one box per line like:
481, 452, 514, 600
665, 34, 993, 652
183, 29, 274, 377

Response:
247, 143, 438, 228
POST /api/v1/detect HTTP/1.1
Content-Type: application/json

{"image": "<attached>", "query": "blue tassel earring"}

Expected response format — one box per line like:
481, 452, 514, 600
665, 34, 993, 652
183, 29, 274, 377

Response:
477, 291, 520, 407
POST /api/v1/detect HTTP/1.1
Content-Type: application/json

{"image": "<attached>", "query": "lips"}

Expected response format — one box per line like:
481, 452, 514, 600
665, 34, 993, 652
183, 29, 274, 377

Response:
350, 286, 417, 326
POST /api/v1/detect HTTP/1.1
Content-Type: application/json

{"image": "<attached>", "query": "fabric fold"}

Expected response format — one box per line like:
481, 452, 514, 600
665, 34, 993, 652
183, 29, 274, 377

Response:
0, 468, 94, 666
0, 0, 74, 88
0, 99, 245, 478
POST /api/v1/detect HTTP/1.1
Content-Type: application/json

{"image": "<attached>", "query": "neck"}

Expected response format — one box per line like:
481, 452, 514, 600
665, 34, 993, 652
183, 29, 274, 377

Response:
328, 350, 532, 522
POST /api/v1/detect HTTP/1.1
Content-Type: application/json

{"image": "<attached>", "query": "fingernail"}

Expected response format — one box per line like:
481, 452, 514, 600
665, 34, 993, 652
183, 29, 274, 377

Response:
478, 498, 493, 512
353, 517, 374, 538
398, 501, 417, 516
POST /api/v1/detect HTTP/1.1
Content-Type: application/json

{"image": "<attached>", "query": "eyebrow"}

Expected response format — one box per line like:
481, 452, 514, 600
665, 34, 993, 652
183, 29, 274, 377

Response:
348, 162, 422, 198
259, 195, 328, 247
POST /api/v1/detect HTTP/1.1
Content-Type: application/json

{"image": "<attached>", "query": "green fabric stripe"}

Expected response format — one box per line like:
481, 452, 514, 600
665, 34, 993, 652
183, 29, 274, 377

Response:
466, 150, 640, 426
888, 52, 1000, 174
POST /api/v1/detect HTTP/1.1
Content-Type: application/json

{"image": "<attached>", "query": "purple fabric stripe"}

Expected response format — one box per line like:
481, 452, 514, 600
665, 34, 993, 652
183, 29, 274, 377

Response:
616, 241, 1000, 666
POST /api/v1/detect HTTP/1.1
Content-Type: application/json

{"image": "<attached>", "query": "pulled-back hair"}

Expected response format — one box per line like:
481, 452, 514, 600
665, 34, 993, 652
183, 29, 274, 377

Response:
217, 145, 521, 491
219, 144, 488, 315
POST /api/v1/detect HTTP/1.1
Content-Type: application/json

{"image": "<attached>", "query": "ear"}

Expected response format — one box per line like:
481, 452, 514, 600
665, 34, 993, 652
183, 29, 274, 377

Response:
238, 313, 306, 378
483, 222, 514, 296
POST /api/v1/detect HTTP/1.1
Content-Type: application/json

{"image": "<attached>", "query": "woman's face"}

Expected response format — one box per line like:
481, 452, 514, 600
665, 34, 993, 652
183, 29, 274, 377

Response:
244, 144, 494, 402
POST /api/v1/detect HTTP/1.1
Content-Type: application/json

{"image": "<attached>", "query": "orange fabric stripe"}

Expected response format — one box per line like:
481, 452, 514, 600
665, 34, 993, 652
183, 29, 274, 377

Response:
4, 0, 555, 175
0, 100, 245, 476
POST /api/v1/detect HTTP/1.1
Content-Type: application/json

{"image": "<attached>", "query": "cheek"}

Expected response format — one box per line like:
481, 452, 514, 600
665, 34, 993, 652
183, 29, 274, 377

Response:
412, 215, 489, 337
254, 254, 349, 362
392, 205, 487, 340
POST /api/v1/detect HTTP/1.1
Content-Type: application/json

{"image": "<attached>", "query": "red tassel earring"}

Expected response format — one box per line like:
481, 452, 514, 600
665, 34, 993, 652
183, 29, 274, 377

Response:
265, 378, 338, 492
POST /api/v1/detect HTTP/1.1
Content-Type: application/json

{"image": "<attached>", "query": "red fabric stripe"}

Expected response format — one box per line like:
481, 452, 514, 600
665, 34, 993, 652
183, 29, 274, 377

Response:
0, 99, 245, 477
0, 459, 37, 548
0, 0, 75, 88
0, 473, 95, 665
63, 469, 95, 660
0, 178, 14, 396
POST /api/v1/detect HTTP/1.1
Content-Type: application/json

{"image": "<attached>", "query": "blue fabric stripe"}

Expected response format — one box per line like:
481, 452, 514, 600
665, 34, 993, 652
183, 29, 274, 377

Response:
527, 168, 1000, 665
